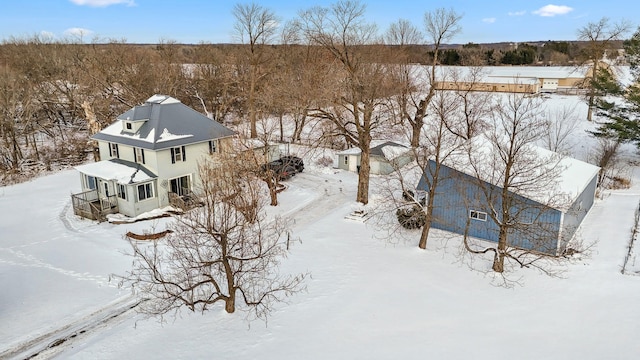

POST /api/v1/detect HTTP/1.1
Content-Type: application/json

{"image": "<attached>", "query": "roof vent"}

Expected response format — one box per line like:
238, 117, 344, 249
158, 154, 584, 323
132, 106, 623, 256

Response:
146, 94, 180, 104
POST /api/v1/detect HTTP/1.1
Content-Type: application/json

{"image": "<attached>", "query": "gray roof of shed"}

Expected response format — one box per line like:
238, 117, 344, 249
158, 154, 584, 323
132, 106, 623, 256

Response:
93, 95, 236, 150
370, 141, 407, 157
336, 141, 409, 159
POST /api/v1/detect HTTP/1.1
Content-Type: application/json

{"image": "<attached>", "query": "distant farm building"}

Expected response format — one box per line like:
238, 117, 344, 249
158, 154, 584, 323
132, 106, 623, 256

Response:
433, 66, 589, 94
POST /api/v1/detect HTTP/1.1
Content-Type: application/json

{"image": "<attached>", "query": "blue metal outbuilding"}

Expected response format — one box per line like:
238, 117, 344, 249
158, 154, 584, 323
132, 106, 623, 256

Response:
417, 144, 600, 256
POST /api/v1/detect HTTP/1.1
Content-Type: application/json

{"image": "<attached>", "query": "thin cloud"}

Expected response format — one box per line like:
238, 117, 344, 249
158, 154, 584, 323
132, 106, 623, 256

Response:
533, 4, 573, 17
482, 18, 496, 24
40, 31, 56, 41
69, 0, 135, 7
63, 27, 94, 40
508, 11, 526, 16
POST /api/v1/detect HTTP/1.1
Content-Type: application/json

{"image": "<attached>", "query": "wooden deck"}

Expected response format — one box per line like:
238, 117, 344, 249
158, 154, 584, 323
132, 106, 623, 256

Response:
71, 190, 118, 221
169, 190, 202, 211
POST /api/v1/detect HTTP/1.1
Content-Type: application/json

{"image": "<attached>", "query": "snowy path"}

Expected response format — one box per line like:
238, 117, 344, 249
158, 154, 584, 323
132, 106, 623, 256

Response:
582, 191, 640, 270
0, 296, 139, 360
0, 170, 135, 355
280, 171, 355, 229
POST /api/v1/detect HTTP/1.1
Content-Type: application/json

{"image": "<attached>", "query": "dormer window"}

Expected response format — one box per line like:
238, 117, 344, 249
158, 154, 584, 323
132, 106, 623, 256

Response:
122, 119, 144, 133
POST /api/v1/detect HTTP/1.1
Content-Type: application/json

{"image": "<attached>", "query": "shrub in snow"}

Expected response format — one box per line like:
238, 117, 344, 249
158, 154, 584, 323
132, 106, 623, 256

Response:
396, 205, 426, 229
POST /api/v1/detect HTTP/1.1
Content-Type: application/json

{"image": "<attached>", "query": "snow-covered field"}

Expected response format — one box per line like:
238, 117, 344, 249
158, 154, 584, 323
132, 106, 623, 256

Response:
1, 94, 640, 359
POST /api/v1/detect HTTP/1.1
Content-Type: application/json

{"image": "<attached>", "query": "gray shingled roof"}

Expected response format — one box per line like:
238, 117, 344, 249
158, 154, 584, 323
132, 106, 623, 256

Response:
370, 141, 407, 158
336, 141, 409, 158
92, 95, 236, 150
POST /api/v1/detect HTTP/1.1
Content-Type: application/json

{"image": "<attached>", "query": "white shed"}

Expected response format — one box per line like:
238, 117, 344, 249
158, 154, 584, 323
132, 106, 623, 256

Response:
335, 141, 414, 175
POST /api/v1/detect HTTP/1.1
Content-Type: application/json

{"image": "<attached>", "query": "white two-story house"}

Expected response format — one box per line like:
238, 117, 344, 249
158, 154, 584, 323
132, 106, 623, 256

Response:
71, 94, 235, 220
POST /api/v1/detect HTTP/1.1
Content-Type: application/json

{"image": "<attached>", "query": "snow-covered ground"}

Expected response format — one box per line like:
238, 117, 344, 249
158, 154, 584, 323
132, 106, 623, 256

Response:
1, 94, 640, 359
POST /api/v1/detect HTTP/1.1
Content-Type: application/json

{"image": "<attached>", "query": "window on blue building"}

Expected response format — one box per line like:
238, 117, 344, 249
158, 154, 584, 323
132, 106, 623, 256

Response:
469, 210, 488, 221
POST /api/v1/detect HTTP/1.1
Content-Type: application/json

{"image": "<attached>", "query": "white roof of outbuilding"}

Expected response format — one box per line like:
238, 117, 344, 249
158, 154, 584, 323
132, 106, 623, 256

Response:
485, 66, 588, 79
336, 141, 410, 159
441, 135, 600, 212
430, 65, 589, 84
336, 148, 362, 156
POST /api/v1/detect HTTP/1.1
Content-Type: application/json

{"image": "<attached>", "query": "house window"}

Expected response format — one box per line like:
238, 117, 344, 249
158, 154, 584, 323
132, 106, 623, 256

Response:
171, 146, 186, 163
109, 143, 119, 158
137, 183, 154, 201
170, 175, 191, 197
85, 175, 96, 190
125, 122, 132, 130
344, 156, 348, 165
470, 210, 488, 222
117, 184, 127, 200
209, 140, 217, 154
135, 147, 145, 164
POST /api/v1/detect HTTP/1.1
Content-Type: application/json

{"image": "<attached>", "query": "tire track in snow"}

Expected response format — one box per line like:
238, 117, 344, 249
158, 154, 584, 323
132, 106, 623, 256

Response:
0, 296, 140, 360
282, 172, 353, 229
59, 200, 80, 233
0, 247, 113, 286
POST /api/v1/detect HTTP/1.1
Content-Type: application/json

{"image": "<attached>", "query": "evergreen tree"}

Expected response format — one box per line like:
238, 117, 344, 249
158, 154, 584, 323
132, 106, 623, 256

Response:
440, 49, 461, 65
500, 44, 537, 65
590, 28, 640, 146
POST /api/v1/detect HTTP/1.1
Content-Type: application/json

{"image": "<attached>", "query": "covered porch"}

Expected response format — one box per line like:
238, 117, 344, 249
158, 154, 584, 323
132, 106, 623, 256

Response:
72, 159, 158, 220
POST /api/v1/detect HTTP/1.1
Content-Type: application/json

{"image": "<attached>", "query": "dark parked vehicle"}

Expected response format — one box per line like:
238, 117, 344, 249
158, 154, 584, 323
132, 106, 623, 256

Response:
258, 156, 304, 181
259, 162, 296, 181
280, 155, 304, 173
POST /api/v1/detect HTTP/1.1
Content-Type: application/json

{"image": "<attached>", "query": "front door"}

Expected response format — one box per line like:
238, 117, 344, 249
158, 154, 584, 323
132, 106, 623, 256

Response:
98, 179, 112, 199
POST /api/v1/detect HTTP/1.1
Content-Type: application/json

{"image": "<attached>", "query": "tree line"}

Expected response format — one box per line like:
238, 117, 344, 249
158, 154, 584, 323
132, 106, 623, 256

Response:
0, 5, 633, 185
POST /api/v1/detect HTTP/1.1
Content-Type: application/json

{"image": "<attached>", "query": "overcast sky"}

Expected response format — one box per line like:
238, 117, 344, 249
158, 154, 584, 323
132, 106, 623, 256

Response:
0, 0, 637, 44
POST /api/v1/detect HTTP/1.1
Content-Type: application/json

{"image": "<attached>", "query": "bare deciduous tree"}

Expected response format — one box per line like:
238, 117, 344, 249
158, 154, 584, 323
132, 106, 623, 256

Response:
576, 17, 632, 121
414, 90, 466, 249
0, 66, 34, 172
383, 19, 423, 147
384, 9, 462, 148
387, 67, 489, 250
299, 0, 395, 204
122, 157, 306, 320
233, 2, 279, 138
235, 121, 287, 207
442, 66, 491, 140
265, 21, 333, 144
186, 45, 242, 123
541, 103, 581, 155
590, 137, 624, 189
462, 93, 566, 273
